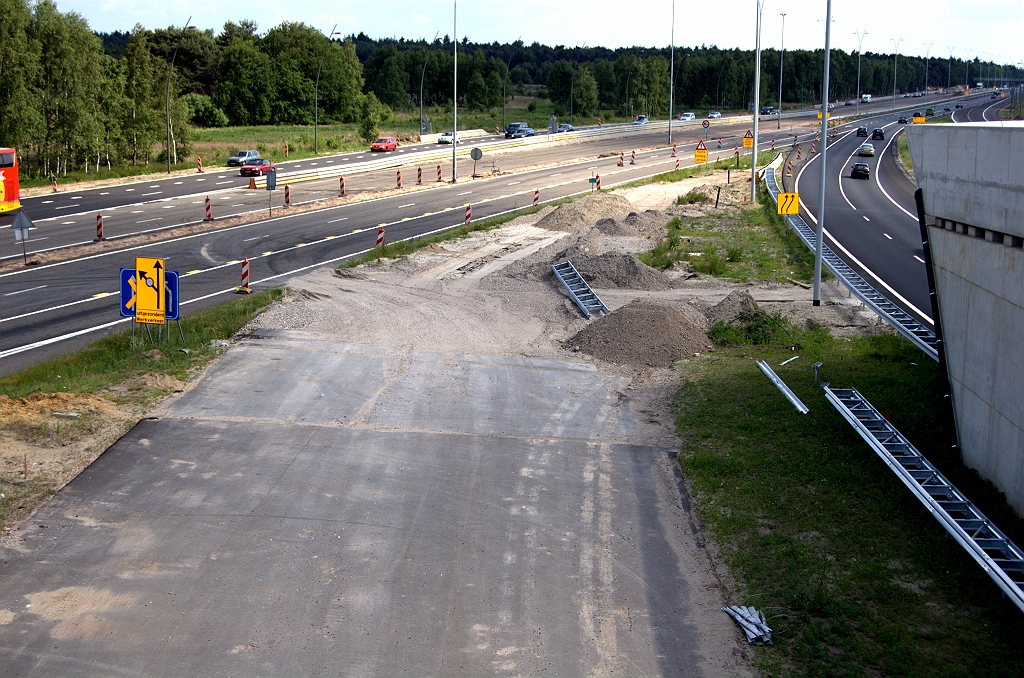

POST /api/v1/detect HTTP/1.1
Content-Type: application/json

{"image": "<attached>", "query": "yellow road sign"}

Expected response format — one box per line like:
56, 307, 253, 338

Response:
777, 192, 800, 215
695, 149, 708, 163
742, 130, 754, 149
816, 111, 831, 120
135, 257, 166, 324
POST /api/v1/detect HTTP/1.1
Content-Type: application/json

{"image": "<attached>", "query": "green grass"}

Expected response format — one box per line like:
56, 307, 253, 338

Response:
676, 327, 1024, 677
897, 132, 914, 179
0, 288, 281, 401
639, 192, 817, 284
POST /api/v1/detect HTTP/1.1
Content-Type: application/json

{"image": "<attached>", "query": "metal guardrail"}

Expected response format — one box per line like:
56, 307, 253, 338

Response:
824, 386, 1024, 614
763, 166, 939, 361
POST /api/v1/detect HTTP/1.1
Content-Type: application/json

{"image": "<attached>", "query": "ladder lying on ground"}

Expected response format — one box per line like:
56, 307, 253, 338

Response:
825, 386, 1024, 614
552, 260, 609, 319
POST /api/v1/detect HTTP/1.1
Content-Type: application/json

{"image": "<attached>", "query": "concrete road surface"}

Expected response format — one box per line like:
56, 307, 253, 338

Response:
0, 331, 747, 676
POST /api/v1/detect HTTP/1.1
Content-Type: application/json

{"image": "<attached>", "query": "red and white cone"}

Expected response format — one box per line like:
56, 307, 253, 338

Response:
785, 161, 793, 177
717, 138, 723, 148
672, 144, 677, 157
617, 152, 624, 167
771, 138, 776, 150
630, 150, 636, 165
376, 226, 385, 247
417, 167, 422, 185
596, 174, 601, 190
236, 257, 251, 294
51, 176, 58, 193
465, 204, 472, 224
675, 158, 680, 170
397, 169, 402, 188
437, 163, 442, 182
95, 213, 105, 241
204, 196, 213, 221
340, 176, 346, 196
811, 140, 817, 154
285, 185, 291, 206
533, 189, 539, 207
197, 156, 203, 173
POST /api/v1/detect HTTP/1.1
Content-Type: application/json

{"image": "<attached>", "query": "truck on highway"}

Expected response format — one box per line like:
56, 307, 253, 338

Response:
861, 94, 872, 103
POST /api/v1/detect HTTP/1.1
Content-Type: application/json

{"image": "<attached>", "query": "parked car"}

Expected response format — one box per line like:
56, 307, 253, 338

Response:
505, 122, 528, 138
227, 149, 259, 166
856, 126, 869, 137
679, 112, 696, 121
370, 136, 399, 151
898, 116, 908, 124
851, 162, 871, 179
557, 123, 574, 133
633, 115, 649, 125
871, 128, 885, 140
707, 111, 722, 119
239, 158, 275, 176
511, 127, 535, 138
437, 131, 461, 144
857, 143, 875, 157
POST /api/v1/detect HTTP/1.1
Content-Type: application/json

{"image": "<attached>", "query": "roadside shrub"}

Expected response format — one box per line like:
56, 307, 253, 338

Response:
182, 93, 229, 128
726, 247, 743, 262
678, 190, 711, 205
527, 101, 537, 112
692, 247, 726, 275
708, 311, 791, 346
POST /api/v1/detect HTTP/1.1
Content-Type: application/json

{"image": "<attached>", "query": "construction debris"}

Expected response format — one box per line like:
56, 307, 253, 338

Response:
722, 605, 772, 644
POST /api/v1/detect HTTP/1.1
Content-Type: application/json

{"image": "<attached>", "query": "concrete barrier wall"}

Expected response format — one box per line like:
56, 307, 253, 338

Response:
907, 122, 1024, 515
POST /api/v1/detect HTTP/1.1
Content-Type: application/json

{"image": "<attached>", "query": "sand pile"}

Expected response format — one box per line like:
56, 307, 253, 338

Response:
593, 210, 666, 237
536, 193, 634, 232
573, 253, 671, 290
567, 300, 712, 367
707, 290, 759, 326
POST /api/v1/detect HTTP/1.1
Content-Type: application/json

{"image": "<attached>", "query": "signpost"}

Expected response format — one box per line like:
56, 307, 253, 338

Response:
777, 192, 800, 215
265, 168, 277, 217
10, 210, 33, 264
695, 139, 708, 164
470, 147, 483, 177
134, 257, 165, 325
122, 267, 182, 345
742, 130, 754, 148
702, 119, 710, 140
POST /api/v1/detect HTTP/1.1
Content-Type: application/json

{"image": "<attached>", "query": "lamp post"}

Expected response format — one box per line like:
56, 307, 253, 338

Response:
314, 24, 338, 155
813, 0, 833, 308
165, 16, 191, 174
891, 37, 903, 109
751, 0, 764, 203
923, 41, 933, 97
947, 47, 953, 92
669, 1, 675, 144
777, 13, 785, 129
624, 57, 636, 118
569, 42, 586, 127
501, 36, 520, 133
452, 0, 458, 183
854, 29, 867, 116
419, 31, 440, 139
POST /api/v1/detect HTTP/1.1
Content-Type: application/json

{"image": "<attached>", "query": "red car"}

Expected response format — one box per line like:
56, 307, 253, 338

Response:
370, 136, 399, 152
239, 158, 275, 176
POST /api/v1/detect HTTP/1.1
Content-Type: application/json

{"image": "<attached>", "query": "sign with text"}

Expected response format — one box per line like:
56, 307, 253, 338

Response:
742, 130, 754, 148
121, 268, 179, 321
777, 192, 800, 215
134, 257, 165, 324
694, 139, 708, 163
913, 115, 926, 124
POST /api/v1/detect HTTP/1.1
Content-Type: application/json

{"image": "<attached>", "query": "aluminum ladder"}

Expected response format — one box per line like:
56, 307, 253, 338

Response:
824, 386, 1024, 614
764, 166, 938, 362
552, 260, 609, 319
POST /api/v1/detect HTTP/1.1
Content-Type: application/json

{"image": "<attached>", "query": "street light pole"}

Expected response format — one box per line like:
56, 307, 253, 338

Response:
419, 31, 440, 140
892, 37, 903, 109
452, 0, 458, 183
669, 1, 675, 144
947, 47, 953, 92
751, 0, 764, 203
923, 41, 933, 97
813, 0, 833, 308
854, 29, 867, 116
165, 16, 191, 174
314, 23, 338, 156
569, 42, 586, 127
777, 13, 785, 130
501, 36, 520, 133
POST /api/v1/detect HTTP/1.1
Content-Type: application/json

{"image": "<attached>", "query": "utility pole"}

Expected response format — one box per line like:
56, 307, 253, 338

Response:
419, 31, 440, 140
165, 16, 191, 174
892, 37, 903, 109
314, 24, 338, 155
854, 29, 868, 115
751, 0, 764, 203
669, 1, 675, 144
813, 0, 833, 308
452, 1, 458, 183
778, 13, 786, 129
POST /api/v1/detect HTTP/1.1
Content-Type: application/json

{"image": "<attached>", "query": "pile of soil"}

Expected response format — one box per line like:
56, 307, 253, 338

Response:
536, 193, 634, 232
574, 253, 671, 290
567, 300, 712, 367
707, 290, 759, 326
594, 210, 667, 237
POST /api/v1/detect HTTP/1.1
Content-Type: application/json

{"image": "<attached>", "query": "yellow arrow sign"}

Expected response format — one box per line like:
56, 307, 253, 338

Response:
135, 257, 165, 325
777, 192, 800, 215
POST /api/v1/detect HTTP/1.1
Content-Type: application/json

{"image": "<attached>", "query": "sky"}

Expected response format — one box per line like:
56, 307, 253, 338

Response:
64, 0, 1024, 65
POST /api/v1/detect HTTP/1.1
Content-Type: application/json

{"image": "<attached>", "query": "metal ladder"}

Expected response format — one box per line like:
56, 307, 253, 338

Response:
552, 260, 609, 319
824, 386, 1024, 614
764, 167, 938, 362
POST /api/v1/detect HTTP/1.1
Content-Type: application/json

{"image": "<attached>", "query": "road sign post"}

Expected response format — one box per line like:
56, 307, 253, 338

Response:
695, 139, 708, 164
702, 119, 710, 140
122, 268, 181, 346
742, 130, 754, 148
266, 168, 277, 217
10, 210, 33, 264
134, 257, 166, 325
470, 147, 483, 177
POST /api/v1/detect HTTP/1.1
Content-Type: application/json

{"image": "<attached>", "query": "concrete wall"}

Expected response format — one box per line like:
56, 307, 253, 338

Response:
906, 122, 1024, 515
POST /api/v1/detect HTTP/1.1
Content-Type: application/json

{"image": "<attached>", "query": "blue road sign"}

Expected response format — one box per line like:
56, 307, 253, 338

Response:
121, 268, 179, 320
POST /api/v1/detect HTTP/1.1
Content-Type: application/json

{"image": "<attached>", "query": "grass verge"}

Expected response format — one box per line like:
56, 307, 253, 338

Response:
677, 326, 1024, 677
897, 132, 915, 180
620, 150, 781, 189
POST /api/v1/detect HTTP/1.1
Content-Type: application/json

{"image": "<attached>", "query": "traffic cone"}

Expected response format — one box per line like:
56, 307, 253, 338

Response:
248, 177, 256, 189
235, 258, 251, 294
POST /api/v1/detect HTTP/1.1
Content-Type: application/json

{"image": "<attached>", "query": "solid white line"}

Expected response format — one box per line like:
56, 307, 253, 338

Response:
457, 191, 471, 196
327, 217, 348, 223
4, 284, 47, 296
398, 203, 415, 208
884, 233, 892, 239
874, 133, 916, 220
914, 255, 925, 263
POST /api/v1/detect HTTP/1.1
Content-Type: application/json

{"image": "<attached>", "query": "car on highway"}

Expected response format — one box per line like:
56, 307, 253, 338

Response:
857, 143, 875, 157
845, 100, 854, 106
679, 112, 696, 121
760, 105, 774, 115
707, 111, 722, 119
557, 123, 574, 133
871, 128, 885, 140
239, 158, 275, 176
943, 105, 952, 112
370, 136, 399, 152
511, 126, 535, 138
856, 126, 869, 136
955, 103, 964, 109
898, 116, 909, 124
227, 149, 259, 166
633, 115, 649, 125
926, 107, 935, 116
437, 131, 461, 144
851, 162, 871, 179
504, 122, 528, 138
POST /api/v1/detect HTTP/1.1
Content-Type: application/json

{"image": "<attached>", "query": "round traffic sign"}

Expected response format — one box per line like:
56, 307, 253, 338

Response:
702, 120, 710, 129
470, 147, 483, 161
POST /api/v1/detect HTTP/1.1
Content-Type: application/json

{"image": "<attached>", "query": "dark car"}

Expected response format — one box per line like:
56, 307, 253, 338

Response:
511, 127, 535, 138
239, 158, 275, 176
557, 123, 574, 133
955, 103, 964, 109
943, 105, 952, 112
760, 105, 774, 115
505, 122, 528, 138
851, 162, 871, 179
898, 116, 908, 124
856, 126, 869, 136
227, 149, 259, 166
871, 128, 885, 140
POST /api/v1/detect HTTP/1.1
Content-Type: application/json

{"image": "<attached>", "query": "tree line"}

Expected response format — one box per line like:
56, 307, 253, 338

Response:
0, 0, 1017, 179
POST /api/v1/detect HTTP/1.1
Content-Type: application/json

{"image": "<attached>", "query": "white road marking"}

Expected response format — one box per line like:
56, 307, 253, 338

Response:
55, 204, 81, 210
100, 192, 109, 195
131, 210, 143, 214
60, 221, 75, 225
884, 233, 892, 239
174, 181, 183, 185
914, 255, 925, 263
162, 205, 174, 209
508, 181, 520, 185
550, 173, 561, 177
457, 191, 472, 196
149, 185, 160, 188
196, 178, 205, 181
242, 234, 269, 242
398, 203, 415, 208
4, 284, 47, 296
327, 216, 348, 223
125, 188, 135, 191
215, 181, 232, 185
863, 216, 870, 221
42, 200, 53, 204
136, 218, 162, 223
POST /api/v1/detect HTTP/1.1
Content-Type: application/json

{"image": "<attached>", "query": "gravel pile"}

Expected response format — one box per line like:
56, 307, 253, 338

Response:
594, 210, 667, 237
573, 252, 671, 290
536, 193, 634, 232
707, 289, 759, 326
567, 300, 712, 367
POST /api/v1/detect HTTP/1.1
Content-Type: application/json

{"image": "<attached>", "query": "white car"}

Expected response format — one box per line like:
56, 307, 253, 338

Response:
632, 115, 649, 125
437, 131, 461, 144
678, 112, 696, 121
707, 111, 722, 119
